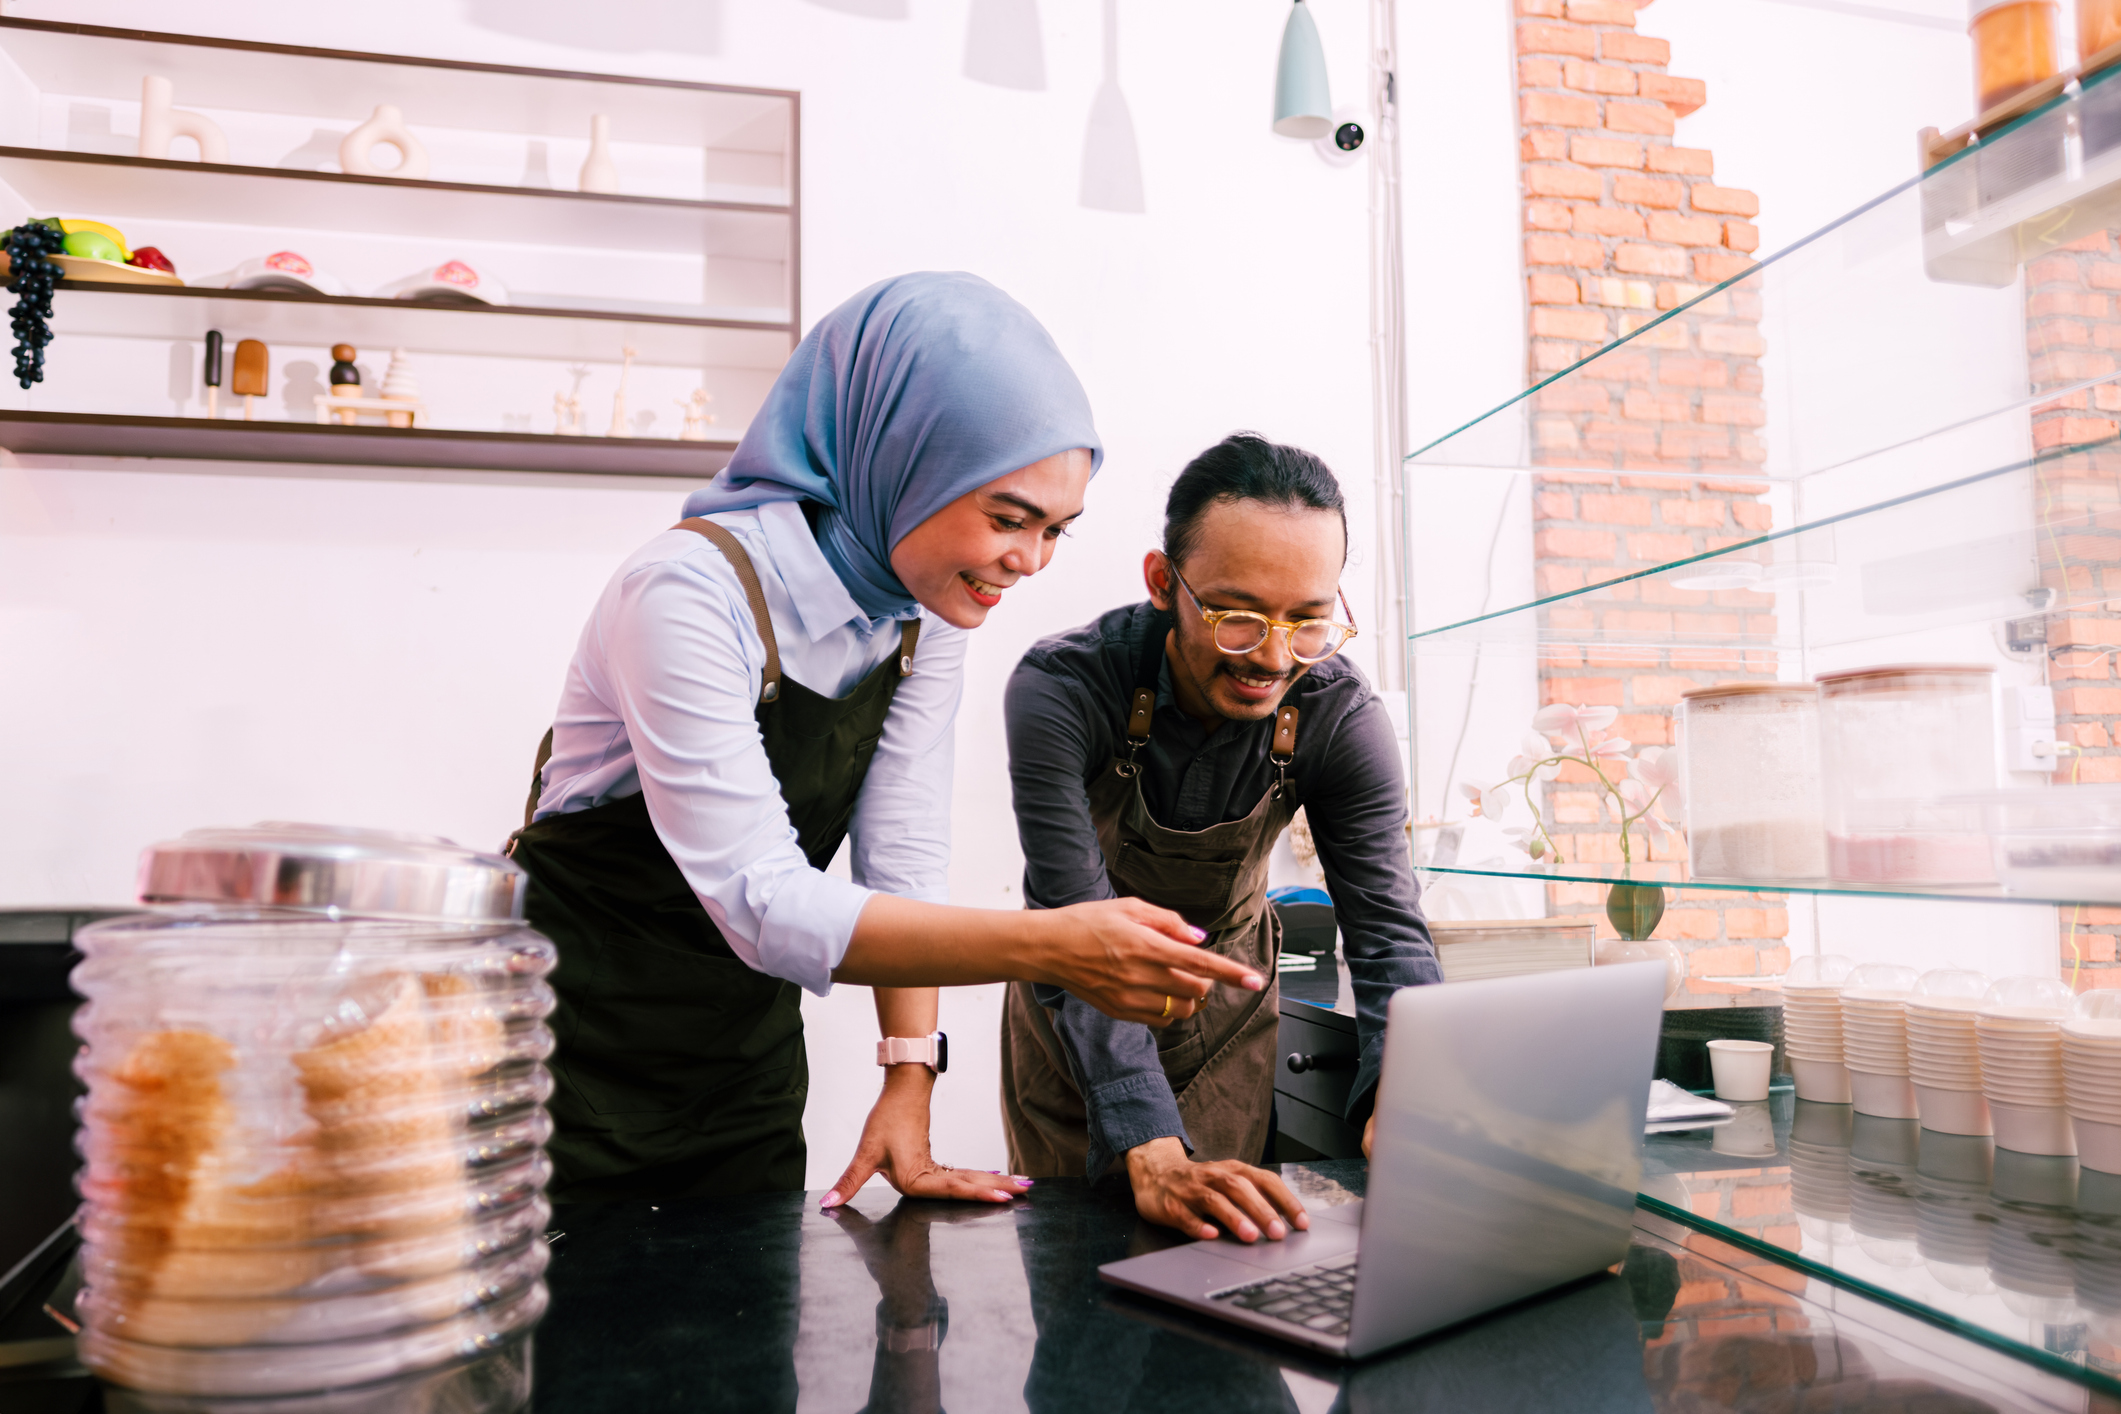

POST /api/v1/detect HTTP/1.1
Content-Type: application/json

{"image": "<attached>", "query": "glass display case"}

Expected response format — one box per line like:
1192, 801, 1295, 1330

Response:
1405, 58, 2121, 1386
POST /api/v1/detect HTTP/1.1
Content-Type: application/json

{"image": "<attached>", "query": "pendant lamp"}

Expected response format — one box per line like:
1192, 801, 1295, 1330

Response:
1273, 0, 1333, 139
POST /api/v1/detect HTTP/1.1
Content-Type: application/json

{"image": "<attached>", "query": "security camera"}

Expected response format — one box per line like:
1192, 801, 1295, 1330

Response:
1314, 106, 1368, 168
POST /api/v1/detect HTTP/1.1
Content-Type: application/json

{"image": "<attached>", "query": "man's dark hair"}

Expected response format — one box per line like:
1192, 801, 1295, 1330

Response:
1162, 433, 1347, 567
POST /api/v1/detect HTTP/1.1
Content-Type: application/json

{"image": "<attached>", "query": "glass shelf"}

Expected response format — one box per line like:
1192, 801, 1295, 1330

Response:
1644, 1091, 2121, 1391
1419, 859, 2116, 909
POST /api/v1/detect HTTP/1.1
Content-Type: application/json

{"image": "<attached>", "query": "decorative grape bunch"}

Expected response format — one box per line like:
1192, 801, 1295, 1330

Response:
5, 221, 64, 389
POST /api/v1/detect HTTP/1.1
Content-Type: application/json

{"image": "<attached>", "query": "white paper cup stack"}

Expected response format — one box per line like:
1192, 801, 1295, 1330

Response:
1906, 968, 1991, 1137
1977, 975, 2077, 1157
1841, 963, 1919, 1119
1782, 953, 1855, 1104
2064, 990, 2121, 1174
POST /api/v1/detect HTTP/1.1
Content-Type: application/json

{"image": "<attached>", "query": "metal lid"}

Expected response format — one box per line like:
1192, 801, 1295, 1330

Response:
1679, 681, 1819, 701
1814, 663, 1996, 688
136, 822, 527, 922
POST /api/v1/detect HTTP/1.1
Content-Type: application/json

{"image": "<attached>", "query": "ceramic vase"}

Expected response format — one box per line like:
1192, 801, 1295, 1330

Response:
579, 114, 619, 194
137, 75, 229, 164
341, 105, 431, 180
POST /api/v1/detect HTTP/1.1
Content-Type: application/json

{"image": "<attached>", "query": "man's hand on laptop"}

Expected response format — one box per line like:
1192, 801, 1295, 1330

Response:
1124, 1137, 1309, 1243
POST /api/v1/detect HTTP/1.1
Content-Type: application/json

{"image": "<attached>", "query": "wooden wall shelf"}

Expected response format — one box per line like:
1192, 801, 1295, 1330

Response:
0, 411, 735, 478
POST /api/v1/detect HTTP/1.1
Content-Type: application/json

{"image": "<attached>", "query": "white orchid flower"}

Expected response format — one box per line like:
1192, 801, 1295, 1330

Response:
1592, 736, 1632, 758
1520, 731, 1553, 762
1480, 785, 1516, 822
1507, 755, 1533, 779
1618, 777, 1652, 813
1458, 781, 1484, 815
1532, 703, 1619, 740
1631, 746, 1682, 789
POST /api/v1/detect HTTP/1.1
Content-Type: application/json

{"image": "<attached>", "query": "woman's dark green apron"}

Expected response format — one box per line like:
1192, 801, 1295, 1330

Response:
508, 517, 918, 1202
1000, 613, 1298, 1177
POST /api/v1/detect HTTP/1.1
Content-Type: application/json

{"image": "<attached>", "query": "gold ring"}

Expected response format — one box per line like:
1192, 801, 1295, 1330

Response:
1161, 994, 1173, 1019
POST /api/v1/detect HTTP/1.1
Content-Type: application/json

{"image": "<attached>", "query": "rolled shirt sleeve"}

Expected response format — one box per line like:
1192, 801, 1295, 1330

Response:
1302, 694, 1444, 1125
541, 512, 960, 999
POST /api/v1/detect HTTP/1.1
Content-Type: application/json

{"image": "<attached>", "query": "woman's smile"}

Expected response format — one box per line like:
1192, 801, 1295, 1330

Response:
959, 570, 1008, 607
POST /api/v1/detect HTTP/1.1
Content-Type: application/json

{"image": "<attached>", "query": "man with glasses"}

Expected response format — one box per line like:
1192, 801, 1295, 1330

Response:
999, 433, 1441, 1243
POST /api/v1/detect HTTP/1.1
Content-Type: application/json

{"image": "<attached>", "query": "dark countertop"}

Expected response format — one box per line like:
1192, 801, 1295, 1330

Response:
4, 1158, 2101, 1411
527, 1161, 2090, 1413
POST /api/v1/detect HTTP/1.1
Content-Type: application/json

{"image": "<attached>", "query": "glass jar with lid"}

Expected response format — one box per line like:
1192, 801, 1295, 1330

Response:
1969, 0, 2060, 114
1815, 665, 1997, 884
69, 823, 557, 1410
1678, 682, 1827, 880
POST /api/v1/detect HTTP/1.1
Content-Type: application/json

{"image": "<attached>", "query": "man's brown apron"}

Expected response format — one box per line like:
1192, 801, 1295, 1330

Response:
508, 517, 918, 1202
1000, 619, 1300, 1177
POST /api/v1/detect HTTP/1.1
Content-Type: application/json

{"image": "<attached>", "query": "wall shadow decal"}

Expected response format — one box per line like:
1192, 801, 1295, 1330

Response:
1079, 0, 1144, 213
965, 0, 1047, 90
466, 0, 723, 54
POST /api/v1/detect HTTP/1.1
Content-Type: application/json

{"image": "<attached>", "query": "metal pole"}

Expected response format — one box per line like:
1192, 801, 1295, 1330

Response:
1368, 0, 1414, 762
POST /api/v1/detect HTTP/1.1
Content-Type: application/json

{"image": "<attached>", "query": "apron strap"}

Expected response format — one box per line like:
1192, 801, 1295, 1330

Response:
898, 618, 921, 675
1118, 609, 1171, 779
672, 516, 784, 706
1271, 704, 1300, 793
521, 726, 555, 833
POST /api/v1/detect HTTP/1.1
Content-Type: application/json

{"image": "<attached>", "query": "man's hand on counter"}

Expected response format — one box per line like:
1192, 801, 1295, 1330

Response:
1124, 1137, 1308, 1243
821, 1065, 1033, 1209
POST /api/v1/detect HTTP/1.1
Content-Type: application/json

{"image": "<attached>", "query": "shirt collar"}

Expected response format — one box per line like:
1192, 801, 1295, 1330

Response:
756, 500, 905, 642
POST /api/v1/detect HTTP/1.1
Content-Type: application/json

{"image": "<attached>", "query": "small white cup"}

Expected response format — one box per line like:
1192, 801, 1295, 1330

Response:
1708, 1038, 1775, 1102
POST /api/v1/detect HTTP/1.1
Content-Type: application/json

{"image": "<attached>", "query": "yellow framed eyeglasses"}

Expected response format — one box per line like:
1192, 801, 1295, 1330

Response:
1167, 561, 1359, 665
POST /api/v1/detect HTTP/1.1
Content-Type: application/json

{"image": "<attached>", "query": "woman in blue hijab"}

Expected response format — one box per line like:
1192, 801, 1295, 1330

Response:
512, 273, 1262, 1206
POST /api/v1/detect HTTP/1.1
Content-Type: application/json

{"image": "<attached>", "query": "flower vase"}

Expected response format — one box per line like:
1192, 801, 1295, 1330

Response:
1606, 882, 1665, 941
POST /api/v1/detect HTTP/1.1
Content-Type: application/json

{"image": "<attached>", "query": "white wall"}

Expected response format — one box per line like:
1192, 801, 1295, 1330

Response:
0, 0, 1394, 1189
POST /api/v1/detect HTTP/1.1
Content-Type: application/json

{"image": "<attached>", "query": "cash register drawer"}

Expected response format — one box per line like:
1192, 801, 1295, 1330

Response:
1275, 1001, 1362, 1160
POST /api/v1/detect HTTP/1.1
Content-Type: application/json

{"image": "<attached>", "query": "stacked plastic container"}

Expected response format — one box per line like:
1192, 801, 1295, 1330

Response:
1905, 969, 1991, 1137
69, 824, 557, 1412
2064, 990, 2121, 1173
1781, 953, 1854, 1103
1840, 964, 1919, 1119
1975, 976, 2076, 1157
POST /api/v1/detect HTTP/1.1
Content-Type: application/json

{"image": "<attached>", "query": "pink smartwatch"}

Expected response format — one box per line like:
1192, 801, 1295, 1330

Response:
876, 1032, 948, 1073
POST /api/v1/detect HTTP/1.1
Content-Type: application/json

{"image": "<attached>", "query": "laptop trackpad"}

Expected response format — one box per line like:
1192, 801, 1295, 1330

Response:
1191, 1210, 1361, 1269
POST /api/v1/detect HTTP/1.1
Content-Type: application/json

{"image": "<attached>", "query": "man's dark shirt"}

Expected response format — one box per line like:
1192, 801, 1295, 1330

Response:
1005, 602, 1441, 1177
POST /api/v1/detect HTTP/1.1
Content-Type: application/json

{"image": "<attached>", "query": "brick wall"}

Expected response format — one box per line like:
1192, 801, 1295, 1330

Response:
2024, 234, 2121, 989
1515, 0, 1787, 999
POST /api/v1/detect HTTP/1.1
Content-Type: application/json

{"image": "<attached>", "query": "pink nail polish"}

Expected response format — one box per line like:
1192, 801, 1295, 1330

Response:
820, 1190, 841, 1208
1244, 974, 1264, 990
1191, 926, 1209, 941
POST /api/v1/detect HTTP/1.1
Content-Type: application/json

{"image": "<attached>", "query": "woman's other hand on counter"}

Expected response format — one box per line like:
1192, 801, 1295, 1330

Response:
1030, 899, 1264, 1028
820, 1064, 1032, 1209
1124, 1137, 1308, 1243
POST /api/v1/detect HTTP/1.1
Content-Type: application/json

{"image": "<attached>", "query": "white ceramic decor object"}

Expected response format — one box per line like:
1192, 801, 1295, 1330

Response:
606, 346, 637, 438
341, 105, 431, 180
380, 350, 419, 428
137, 75, 229, 164
579, 114, 619, 194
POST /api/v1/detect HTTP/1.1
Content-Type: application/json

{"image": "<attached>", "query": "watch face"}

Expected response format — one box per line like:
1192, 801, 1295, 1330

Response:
937, 1031, 948, 1075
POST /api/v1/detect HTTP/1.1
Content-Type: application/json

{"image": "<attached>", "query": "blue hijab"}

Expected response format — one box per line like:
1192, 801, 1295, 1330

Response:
680, 272, 1103, 621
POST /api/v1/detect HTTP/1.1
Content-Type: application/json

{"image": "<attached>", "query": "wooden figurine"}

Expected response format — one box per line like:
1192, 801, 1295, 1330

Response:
675, 388, 715, 441
553, 391, 582, 436
605, 345, 638, 438
329, 343, 361, 426
203, 330, 222, 419
231, 338, 268, 420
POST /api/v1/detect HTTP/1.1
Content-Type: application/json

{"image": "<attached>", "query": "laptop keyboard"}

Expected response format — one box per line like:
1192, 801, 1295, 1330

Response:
1209, 1251, 1358, 1337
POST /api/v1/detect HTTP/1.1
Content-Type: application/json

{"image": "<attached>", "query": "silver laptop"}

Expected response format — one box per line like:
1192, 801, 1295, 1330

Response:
1098, 960, 1667, 1359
